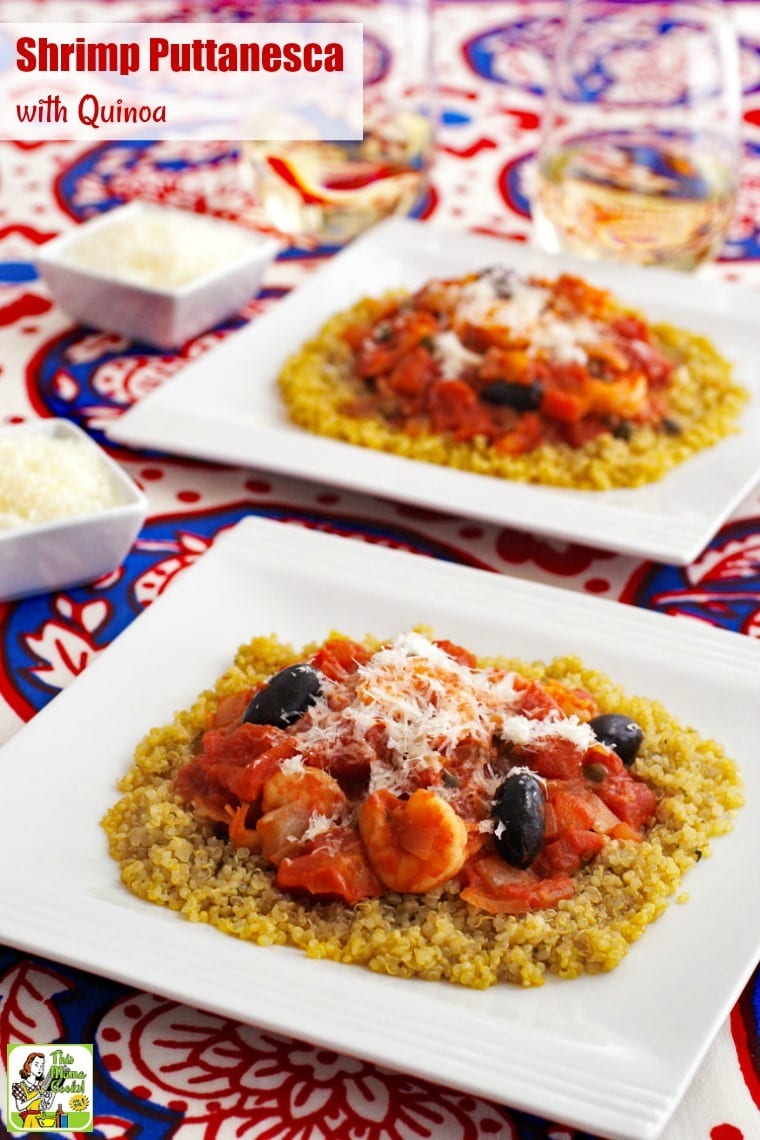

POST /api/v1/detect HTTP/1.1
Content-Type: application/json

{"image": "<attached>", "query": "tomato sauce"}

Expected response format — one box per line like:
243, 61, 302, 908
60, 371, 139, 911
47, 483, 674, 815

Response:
176, 633, 658, 914
339, 269, 677, 454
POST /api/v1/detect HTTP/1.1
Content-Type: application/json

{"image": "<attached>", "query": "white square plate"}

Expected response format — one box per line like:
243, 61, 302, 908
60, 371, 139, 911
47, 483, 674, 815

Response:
0, 518, 758, 1140
105, 218, 760, 565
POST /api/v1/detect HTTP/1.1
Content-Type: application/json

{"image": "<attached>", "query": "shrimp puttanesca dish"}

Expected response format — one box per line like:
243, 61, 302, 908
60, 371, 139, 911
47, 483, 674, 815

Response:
278, 267, 747, 489
175, 631, 659, 914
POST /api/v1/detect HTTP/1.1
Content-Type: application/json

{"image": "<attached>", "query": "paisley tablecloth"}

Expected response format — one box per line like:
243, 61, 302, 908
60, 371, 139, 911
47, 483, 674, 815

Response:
1, 1, 759, 1138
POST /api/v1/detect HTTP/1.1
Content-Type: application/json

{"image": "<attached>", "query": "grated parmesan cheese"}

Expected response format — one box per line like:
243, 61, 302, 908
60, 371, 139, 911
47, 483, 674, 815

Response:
60, 209, 262, 290
432, 331, 482, 379
298, 811, 335, 843
290, 632, 593, 797
278, 753, 307, 777
458, 274, 548, 337
0, 433, 122, 530
447, 270, 600, 370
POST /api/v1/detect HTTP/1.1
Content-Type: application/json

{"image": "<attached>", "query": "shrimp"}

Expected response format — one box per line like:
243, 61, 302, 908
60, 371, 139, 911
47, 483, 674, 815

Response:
261, 765, 347, 816
257, 765, 348, 867
358, 787, 468, 894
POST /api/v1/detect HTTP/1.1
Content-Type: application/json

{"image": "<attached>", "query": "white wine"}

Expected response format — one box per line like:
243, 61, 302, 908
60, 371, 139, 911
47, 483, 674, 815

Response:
534, 137, 736, 270
242, 111, 433, 246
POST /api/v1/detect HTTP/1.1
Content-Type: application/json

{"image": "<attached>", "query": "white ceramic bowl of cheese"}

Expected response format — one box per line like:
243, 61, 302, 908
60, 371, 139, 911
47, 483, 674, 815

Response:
35, 202, 280, 350
0, 418, 147, 602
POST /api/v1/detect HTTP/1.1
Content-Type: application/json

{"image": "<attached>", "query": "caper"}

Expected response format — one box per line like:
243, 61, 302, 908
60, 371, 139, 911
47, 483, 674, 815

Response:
584, 762, 608, 783
492, 770, 546, 869
243, 663, 322, 730
588, 713, 644, 766
612, 420, 633, 441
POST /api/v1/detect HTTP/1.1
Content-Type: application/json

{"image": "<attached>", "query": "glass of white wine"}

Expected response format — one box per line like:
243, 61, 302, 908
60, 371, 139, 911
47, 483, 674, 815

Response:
241, 0, 435, 247
533, 0, 741, 270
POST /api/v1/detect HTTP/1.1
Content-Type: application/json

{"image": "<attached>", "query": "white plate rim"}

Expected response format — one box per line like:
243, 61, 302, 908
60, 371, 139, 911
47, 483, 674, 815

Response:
104, 217, 760, 566
1, 517, 759, 1140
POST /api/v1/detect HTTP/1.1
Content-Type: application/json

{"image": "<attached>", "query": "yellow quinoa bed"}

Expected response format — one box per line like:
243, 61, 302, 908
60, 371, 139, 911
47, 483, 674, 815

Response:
277, 296, 747, 491
102, 632, 743, 989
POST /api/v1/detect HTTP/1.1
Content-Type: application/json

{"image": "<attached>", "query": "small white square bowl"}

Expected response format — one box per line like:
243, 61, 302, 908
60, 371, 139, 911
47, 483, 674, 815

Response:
35, 202, 280, 350
0, 419, 148, 602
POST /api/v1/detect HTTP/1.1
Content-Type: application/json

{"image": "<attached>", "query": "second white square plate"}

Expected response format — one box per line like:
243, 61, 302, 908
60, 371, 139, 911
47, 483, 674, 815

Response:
0, 518, 758, 1140
106, 218, 760, 565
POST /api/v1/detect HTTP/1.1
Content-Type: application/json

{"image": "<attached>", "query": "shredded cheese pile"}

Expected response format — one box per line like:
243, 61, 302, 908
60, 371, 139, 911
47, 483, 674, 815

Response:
292, 632, 595, 796
431, 270, 603, 372
61, 210, 265, 290
0, 433, 120, 529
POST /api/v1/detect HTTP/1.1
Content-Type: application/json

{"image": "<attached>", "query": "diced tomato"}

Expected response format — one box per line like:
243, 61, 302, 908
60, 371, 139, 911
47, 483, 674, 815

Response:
356, 311, 439, 378
541, 387, 588, 423
524, 737, 584, 780
532, 829, 606, 877
595, 773, 658, 831
200, 722, 291, 767
562, 417, 607, 449
434, 639, 478, 668
386, 345, 435, 400
175, 723, 294, 817
516, 680, 563, 720
210, 688, 255, 730
210, 740, 298, 804
612, 315, 650, 342
276, 828, 385, 904
310, 638, 371, 681
461, 855, 575, 915
542, 680, 599, 721
551, 789, 596, 832
173, 764, 231, 822
621, 333, 675, 386
427, 378, 480, 434
546, 780, 622, 835
552, 273, 612, 318
495, 412, 545, 455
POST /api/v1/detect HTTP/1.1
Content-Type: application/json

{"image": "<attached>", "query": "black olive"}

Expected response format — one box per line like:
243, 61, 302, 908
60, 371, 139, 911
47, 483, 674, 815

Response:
478, 265, 516, 299
589, 713, 644, 766
492, 770, 546, 869
243, 664, 322, 729
480, 380, 543, 412
662, 417, 682, 436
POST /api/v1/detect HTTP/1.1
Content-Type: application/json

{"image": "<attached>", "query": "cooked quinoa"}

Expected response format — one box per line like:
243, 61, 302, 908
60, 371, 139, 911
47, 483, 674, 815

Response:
278, 294, 747, 491
102, 631, 743, 989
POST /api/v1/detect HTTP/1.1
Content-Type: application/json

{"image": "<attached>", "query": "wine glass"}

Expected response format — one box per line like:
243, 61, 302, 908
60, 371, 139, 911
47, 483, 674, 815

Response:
240, 0, 435, 248
532, 0, 742, 270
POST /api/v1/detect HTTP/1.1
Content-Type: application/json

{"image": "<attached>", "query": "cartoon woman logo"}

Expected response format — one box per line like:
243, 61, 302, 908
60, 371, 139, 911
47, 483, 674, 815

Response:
10, 1052, 61, 1130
